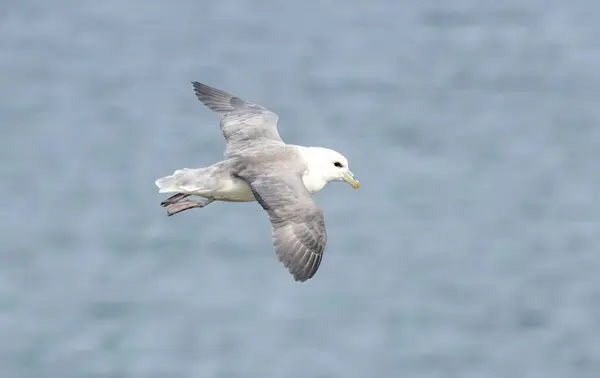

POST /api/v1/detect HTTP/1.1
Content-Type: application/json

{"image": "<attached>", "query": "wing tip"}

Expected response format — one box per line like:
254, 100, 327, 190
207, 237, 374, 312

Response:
292, 272, 311, 282
191, 81, 210, 95
277, 248, 320, 283
190, 81, 237, 107
290, 261, 320, 282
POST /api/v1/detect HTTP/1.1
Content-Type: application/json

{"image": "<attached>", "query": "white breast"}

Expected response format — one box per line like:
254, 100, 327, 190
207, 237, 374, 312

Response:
302, 171, 328, 194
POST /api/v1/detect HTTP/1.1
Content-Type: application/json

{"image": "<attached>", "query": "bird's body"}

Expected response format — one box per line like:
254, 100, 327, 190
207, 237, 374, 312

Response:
155, 82, 359, 282
156, 145, 336, 202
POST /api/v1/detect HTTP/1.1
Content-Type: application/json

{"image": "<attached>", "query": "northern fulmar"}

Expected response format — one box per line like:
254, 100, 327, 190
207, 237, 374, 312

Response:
155, 82, 360, 282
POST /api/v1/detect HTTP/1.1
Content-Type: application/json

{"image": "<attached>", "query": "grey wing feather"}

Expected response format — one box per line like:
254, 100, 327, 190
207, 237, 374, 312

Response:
192, 82, 283, 154
242, 171, 327, 282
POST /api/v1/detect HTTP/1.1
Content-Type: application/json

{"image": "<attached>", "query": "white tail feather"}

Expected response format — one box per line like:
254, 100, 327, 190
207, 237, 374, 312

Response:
155, 168, 208, 194
155, 176, 178, 193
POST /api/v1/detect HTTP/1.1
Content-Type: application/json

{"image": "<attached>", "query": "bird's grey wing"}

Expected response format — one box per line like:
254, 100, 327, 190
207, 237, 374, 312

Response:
192, 82, 283, 155
241, 169, 327, 282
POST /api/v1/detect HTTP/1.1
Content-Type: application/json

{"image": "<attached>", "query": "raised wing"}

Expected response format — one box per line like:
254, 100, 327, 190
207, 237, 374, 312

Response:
192, 82, 283, 155
242, 170, 328, 282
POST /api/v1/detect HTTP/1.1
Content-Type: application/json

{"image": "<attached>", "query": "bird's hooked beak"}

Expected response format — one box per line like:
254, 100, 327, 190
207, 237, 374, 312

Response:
342, 171, 360, 189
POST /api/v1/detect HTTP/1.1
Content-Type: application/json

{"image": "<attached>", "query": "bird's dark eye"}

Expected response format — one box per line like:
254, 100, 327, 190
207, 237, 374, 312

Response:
333, 161, 343, 168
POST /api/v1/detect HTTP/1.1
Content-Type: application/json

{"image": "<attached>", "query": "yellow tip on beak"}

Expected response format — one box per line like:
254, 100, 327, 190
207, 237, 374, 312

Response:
343, 172, 360, 189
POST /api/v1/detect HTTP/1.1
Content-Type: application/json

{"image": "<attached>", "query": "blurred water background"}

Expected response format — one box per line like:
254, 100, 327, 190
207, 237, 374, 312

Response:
2, 0, 600, 377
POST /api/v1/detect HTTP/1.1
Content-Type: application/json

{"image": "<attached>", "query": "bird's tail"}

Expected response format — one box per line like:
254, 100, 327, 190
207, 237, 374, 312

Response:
155, 175, 177, 194
155, 169, 200, 207
155, 166, 222, 196
155, 168, 195, 193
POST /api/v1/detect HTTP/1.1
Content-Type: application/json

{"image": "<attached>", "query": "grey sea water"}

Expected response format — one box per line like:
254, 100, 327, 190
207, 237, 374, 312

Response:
2, 0, 600, 377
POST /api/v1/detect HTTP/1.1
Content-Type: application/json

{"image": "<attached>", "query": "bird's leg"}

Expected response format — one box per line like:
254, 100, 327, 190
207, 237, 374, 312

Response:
165, 198, 215, 216
161, 193, 190, 207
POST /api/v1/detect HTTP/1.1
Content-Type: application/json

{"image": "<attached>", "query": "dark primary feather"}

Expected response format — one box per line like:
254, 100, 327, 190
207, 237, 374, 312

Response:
192, 81, 262, 113
241, 169, 327, 282
191, 81, 283, 155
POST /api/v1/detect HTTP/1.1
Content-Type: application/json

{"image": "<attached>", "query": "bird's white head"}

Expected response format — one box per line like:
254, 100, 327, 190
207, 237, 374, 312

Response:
300, 147, 360, 193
